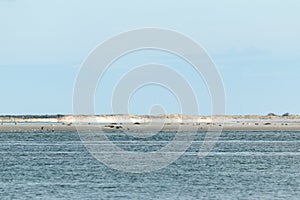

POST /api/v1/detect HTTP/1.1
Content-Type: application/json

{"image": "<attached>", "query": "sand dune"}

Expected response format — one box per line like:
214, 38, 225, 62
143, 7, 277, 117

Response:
0, 114, 300, 132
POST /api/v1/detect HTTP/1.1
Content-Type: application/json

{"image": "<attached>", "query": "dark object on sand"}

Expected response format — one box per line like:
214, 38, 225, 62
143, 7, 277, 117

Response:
267, 113, 277, 116
115, 125, 122, 129
282, 113, 290, 117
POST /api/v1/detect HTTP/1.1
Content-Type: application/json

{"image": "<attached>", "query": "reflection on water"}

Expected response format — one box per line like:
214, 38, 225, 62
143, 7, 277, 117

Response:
0, 131, 300, 199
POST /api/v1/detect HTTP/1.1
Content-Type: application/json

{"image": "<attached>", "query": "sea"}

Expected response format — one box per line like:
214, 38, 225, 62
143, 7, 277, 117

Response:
1, 131, 299, 199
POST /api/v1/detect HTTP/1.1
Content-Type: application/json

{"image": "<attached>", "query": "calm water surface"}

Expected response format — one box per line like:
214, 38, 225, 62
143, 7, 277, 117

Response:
0, 131, 300, 199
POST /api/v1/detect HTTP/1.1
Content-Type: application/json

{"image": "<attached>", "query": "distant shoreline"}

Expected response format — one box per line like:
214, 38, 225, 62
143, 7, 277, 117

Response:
1, 114, 300, 132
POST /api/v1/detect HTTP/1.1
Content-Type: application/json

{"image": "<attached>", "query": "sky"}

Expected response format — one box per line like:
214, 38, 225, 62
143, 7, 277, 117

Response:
0, 0, 300, 115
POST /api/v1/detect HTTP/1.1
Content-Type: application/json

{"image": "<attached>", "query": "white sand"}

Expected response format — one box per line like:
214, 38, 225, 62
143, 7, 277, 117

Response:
1, 115, 300, 132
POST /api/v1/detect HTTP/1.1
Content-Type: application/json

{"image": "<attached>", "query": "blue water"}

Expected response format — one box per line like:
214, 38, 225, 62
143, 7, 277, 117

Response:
1, 131, 300, 199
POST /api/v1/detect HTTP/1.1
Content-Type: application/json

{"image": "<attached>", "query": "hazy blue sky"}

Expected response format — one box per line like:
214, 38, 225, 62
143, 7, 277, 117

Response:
0, 0, 300, 115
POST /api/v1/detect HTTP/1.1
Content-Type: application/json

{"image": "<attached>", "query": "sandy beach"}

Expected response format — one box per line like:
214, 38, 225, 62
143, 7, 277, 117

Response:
1, 115, 300, 132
